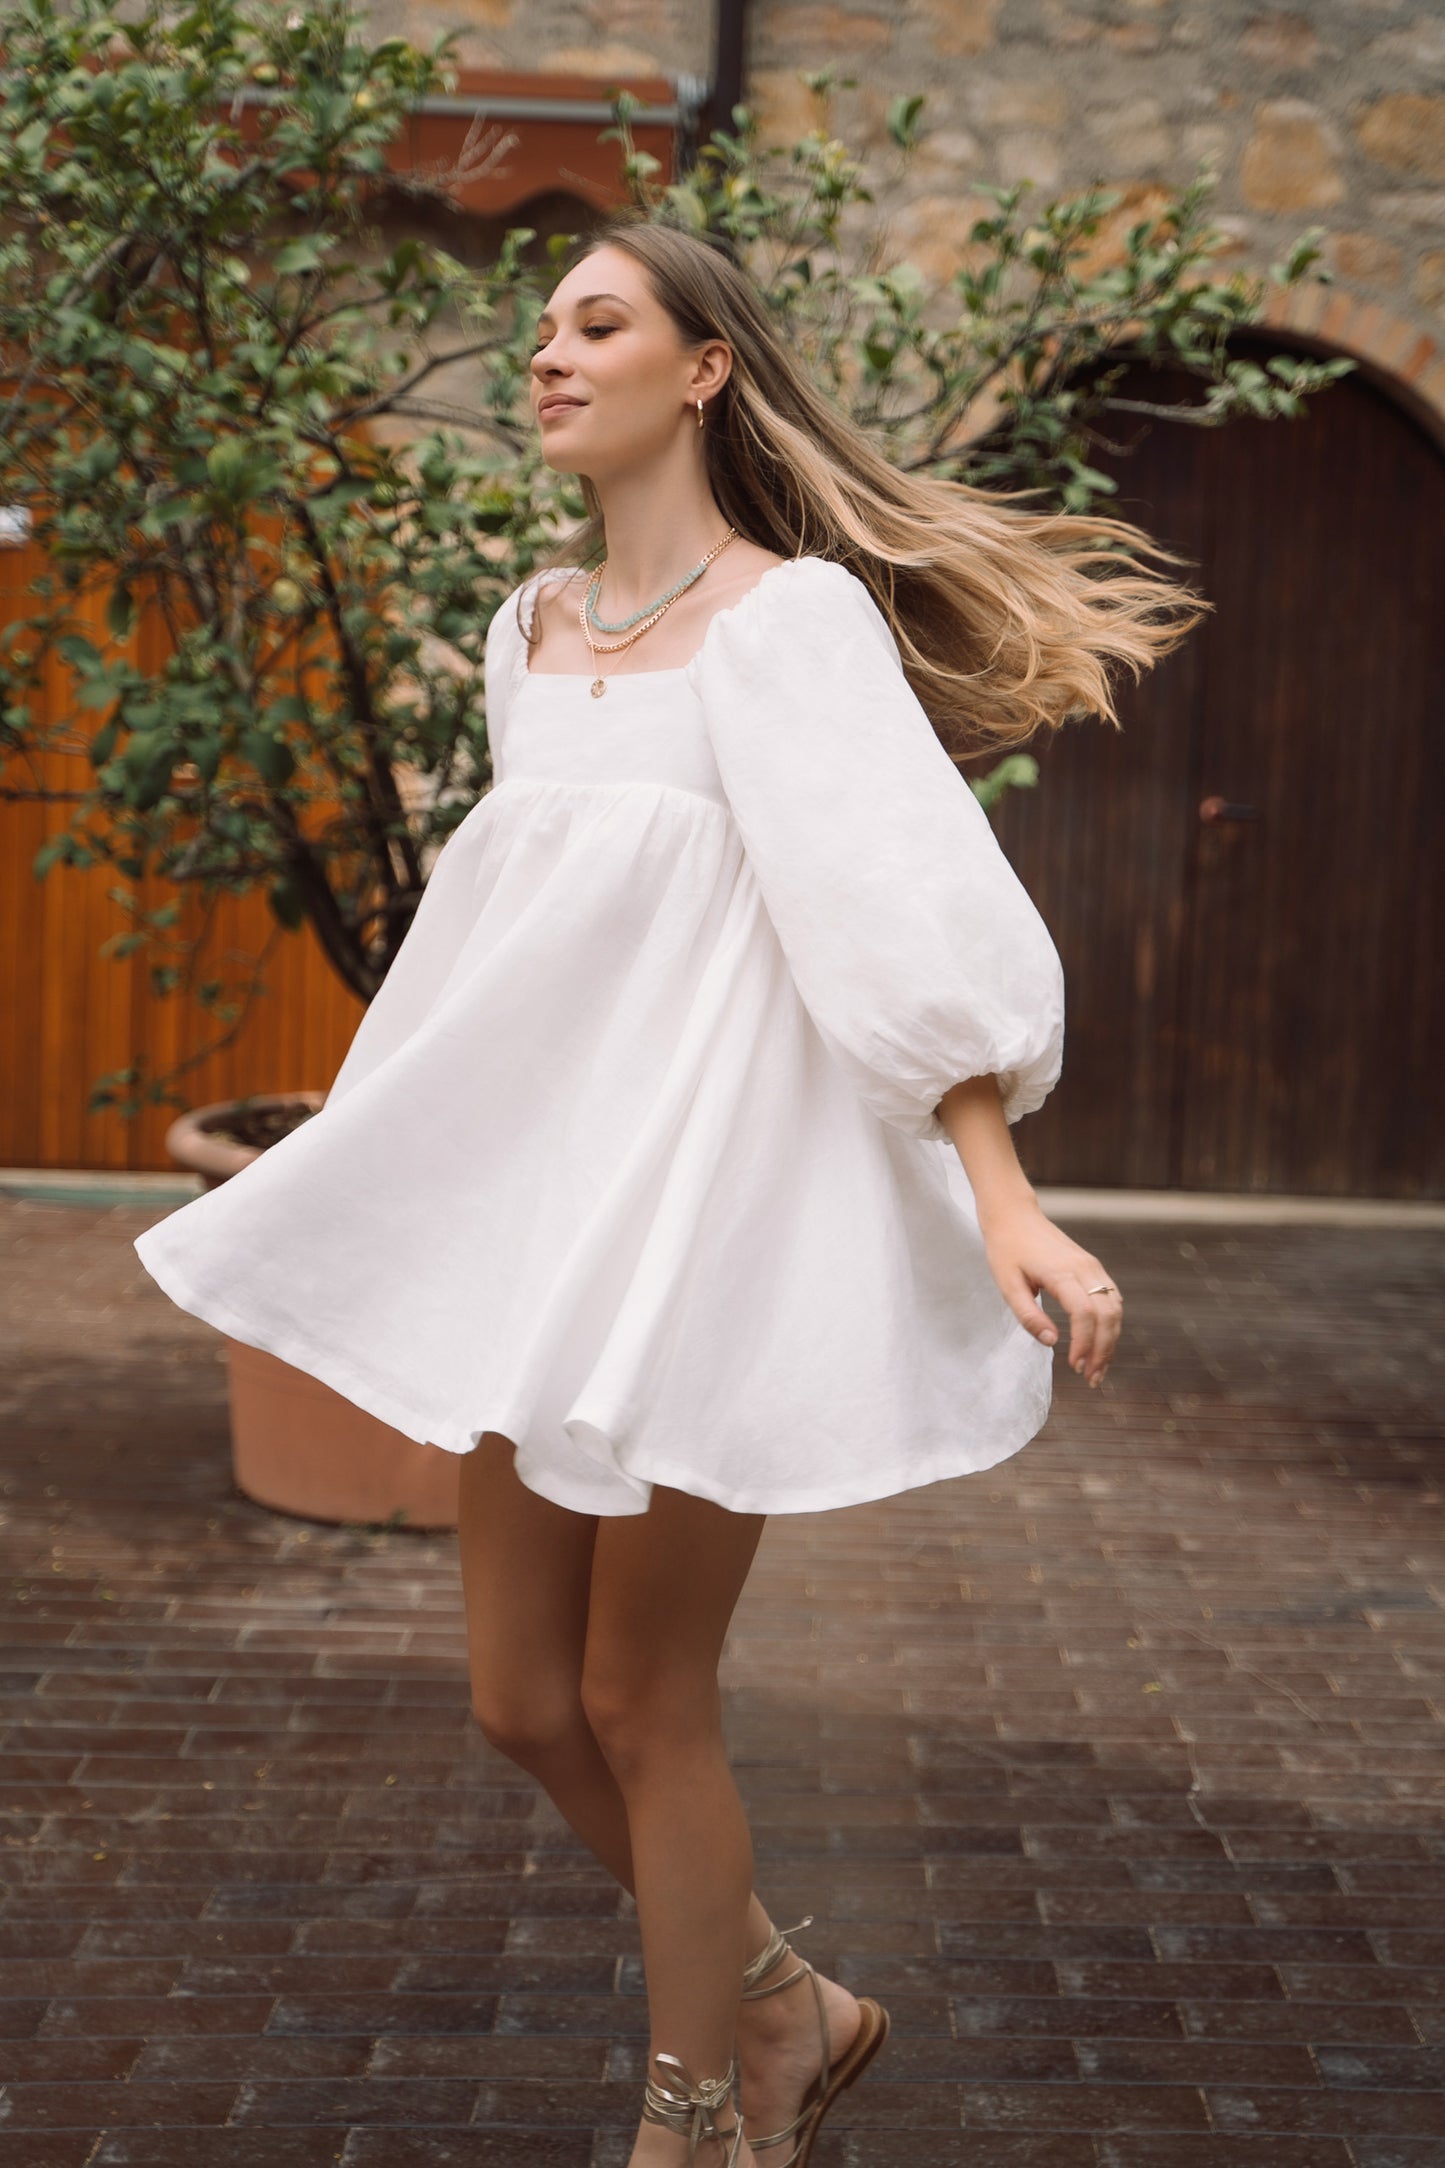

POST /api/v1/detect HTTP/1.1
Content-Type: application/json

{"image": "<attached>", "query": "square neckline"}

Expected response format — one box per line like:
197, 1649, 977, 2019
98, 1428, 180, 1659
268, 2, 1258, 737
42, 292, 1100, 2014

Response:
519, 554, 814, 686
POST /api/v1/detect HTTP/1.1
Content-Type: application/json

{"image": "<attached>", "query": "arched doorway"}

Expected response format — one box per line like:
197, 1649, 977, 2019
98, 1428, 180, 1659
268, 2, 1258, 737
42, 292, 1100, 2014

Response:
984, 342, 1445, 1198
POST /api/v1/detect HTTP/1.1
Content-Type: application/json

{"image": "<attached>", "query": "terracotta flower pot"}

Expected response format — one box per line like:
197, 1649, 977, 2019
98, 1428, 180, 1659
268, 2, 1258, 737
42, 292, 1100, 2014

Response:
162, 1094, 460, 1531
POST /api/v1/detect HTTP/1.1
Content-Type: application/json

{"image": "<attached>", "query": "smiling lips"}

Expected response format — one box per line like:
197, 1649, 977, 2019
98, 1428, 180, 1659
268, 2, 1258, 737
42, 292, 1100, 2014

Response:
537, 396, 585, 420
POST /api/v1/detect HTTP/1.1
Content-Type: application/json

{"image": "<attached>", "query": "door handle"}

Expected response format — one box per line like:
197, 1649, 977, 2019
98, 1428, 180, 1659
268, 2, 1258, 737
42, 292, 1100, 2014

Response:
1199, 795, 1261, 824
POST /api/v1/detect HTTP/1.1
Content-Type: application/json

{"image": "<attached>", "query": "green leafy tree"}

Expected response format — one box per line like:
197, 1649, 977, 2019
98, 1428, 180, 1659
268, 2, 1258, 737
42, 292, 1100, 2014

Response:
0, 0, 1349, 1121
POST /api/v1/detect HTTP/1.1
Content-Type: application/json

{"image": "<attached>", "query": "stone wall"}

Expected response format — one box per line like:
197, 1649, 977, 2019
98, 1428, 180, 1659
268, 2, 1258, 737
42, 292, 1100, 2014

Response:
381, 0, 1445, 420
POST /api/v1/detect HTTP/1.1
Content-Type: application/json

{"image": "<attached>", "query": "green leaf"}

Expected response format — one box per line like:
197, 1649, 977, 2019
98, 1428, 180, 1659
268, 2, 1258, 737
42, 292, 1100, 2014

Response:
76, 675, 122, 710
887, 94, 926, 150
106, 583, 136, 641
32, 831, 75, 879
971, 753, 1039, 813
56, 633, 103, 672
272, 235, 329, 277
241, 729, 296, 786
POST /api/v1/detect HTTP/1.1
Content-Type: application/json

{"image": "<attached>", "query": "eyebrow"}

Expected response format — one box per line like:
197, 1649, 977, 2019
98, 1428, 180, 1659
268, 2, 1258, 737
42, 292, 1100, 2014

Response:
536, 292, 636, 326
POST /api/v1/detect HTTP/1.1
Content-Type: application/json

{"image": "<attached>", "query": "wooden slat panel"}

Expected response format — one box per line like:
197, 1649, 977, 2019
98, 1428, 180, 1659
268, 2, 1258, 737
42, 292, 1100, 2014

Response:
974, 417, 1208, 1190
982, 347, 1443, 1198
1176, 358, 1444, 1197
0, 538, 366, 1172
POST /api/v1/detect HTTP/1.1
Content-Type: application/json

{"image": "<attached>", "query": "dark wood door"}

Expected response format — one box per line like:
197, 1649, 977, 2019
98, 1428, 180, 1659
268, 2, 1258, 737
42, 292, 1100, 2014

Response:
983, 349, 1445, 1199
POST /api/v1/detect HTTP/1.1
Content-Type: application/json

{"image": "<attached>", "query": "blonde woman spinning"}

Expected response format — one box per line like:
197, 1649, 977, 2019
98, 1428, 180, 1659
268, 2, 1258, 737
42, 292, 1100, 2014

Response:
136, 217, 1194, 2165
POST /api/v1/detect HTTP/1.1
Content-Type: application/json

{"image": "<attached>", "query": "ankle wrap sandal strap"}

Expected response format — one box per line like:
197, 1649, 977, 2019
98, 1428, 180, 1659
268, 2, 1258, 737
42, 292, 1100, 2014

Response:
738, 1915, 832, 2157
642, 2051, 744, 2165
741, 1914, 814, 1996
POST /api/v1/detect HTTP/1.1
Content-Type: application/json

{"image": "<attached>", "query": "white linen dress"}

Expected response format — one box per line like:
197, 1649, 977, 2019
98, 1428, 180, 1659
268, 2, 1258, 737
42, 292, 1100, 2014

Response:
133, 555, 1066, 1517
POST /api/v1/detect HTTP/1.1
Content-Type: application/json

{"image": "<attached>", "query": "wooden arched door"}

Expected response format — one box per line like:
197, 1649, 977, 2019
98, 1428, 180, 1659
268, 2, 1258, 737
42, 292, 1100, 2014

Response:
985, 345, 1445, 1199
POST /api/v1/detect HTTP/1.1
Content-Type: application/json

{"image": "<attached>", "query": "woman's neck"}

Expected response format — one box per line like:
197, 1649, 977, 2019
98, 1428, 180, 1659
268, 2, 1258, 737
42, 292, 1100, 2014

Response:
591, 455, 730, 612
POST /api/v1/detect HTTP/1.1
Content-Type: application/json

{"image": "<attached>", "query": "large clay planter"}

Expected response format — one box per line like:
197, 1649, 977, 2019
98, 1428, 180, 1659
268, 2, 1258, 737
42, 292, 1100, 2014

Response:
162, 1094, 461, 1530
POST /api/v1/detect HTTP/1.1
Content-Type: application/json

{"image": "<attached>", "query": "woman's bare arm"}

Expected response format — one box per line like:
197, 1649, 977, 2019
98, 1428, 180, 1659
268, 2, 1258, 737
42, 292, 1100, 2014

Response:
936, 1074, 1122, 1387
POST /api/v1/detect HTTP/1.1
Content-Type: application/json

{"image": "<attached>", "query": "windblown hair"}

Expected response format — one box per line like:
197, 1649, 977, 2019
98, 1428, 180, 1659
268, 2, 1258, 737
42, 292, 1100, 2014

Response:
532, 215, 1205, 758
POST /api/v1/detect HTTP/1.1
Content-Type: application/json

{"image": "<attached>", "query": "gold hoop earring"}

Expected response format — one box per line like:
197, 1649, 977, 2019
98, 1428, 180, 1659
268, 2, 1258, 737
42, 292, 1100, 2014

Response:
696, 398, 705, 430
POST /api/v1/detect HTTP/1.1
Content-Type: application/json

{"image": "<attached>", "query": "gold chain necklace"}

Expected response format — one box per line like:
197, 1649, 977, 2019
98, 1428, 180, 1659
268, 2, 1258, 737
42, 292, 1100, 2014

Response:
579, 528, 738, 697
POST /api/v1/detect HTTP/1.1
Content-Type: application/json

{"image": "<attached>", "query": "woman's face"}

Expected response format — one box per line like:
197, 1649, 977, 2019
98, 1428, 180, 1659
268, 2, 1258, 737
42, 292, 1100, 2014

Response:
529, 244, 729, 479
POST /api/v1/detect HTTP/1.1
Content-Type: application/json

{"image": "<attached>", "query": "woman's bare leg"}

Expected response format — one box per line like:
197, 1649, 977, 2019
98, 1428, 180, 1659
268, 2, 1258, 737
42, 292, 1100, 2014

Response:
581, 1483, 765, 2161
459, 1435, 761, 1912
457, 1433, 633, 1880
456, 1435, 859, 2151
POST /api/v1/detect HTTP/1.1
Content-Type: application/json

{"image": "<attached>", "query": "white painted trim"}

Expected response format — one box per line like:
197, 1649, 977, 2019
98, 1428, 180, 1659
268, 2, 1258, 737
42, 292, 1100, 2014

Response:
1035, 1186, 1445, 1229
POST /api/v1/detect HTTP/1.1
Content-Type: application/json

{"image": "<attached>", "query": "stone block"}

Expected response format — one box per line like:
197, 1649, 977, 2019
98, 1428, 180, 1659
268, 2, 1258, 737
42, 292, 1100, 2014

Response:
1171, 11, 1211, 48
1088, 98, 1172, 177
845, 83, 906, 152
1351, 300, 1440, 369
1269, 276, 1328, 333
1240, 13, 1322, 71
1240, 99, 1346, 211
889, 189, 996, 285
995, 131, 1064, 189
1182, 122, 1233, 170
1331, 298, 1389, 363
916, 128, 983, 181
1367, 21, 1445, 72
1372, 189, 1445, 227
428, 0, 512, 26
543, 42, 664, 77
920, 0, 1001, 57
978, 82, 1069, 132
1396, 328, 1441, 382
1043, 6, 1102, 49
1106, 24, 1165, 54
1356, 95, 1445, 183
1205, 213, 1255, 263
747, 68, 830, 146
1317, 286, 1361, 344
1068, 182, 1175, 279
1326, 230, 1404, 285
1415, 248, 1445, 322
761, 5, 894, 53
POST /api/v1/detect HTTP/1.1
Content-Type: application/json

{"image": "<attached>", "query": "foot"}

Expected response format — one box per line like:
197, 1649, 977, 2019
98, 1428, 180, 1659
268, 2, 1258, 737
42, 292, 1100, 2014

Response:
734, 1947, 862, 2157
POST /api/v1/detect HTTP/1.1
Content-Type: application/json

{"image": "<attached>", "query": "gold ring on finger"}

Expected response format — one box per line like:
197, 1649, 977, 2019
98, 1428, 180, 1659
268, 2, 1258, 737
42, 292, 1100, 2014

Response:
1087, 1283, 1118, 1297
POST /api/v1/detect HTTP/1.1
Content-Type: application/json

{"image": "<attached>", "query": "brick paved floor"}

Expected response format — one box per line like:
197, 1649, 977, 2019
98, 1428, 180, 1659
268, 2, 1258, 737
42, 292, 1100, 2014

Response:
1, 1193, 1443, 2168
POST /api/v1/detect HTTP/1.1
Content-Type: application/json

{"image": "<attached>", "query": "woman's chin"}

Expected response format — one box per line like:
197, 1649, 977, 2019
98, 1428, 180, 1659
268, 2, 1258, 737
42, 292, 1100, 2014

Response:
538, 442, 588, 477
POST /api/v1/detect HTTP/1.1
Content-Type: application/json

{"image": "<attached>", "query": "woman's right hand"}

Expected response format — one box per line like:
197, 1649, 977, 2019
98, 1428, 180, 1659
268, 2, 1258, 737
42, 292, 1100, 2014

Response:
978, 1197, 1123, 1387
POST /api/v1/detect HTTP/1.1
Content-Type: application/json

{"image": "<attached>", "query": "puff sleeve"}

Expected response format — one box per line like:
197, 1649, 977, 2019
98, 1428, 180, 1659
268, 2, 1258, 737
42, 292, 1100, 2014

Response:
690, 557, 1065, 1143
482, 582, 529, 785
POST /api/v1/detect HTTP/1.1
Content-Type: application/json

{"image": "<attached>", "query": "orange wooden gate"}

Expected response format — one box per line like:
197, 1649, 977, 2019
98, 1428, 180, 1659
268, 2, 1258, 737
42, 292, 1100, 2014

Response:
0, 525, 367, 1172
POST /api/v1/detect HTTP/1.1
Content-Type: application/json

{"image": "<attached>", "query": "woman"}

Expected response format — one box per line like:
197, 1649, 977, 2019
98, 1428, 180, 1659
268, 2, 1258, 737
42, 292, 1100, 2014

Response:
135, 217, 1196, 2165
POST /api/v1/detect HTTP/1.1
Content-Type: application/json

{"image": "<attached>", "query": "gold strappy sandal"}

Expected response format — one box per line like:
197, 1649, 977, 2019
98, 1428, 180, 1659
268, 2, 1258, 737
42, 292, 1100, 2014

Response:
642, 2049, 746, 2164
737, 1915, 891, 2168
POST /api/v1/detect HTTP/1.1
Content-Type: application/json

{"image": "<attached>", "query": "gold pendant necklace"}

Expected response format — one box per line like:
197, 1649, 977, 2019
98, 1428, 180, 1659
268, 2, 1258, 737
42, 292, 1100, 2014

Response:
579, 529, 738, 696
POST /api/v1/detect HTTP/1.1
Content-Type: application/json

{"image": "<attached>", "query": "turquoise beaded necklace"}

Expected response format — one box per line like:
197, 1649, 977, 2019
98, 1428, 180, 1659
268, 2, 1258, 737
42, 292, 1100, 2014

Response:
586, 536, 734, 634
579, 528, 740, 697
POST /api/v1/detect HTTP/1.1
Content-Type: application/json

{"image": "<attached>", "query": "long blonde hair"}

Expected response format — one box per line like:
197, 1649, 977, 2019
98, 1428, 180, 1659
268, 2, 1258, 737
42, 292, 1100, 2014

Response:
533, 215, 1204, 757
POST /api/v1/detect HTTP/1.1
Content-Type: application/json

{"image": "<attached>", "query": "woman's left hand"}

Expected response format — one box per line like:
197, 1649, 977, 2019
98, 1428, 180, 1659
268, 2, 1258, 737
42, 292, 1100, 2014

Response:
978, 1197, 1123, 1386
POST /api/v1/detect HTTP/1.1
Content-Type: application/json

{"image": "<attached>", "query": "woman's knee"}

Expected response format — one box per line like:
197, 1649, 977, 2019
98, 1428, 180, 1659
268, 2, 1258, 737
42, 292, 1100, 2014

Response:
579, 1656, 720, 1784
469, 1676, 588, 1769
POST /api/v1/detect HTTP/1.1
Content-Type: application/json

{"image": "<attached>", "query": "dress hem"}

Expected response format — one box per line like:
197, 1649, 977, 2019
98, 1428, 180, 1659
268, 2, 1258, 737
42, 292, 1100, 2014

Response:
132, 1225, 1052, 1521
